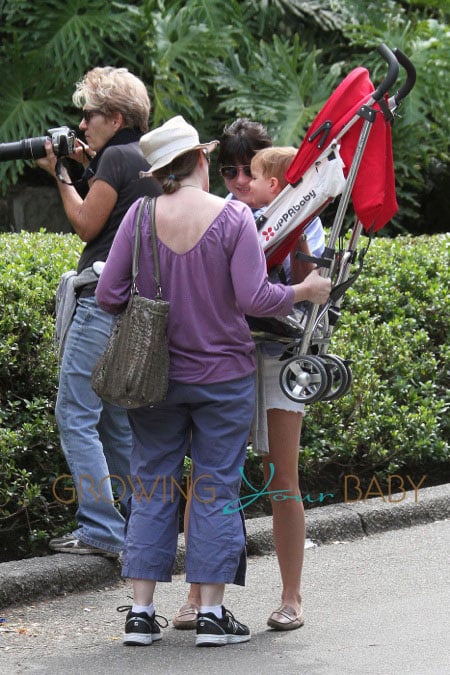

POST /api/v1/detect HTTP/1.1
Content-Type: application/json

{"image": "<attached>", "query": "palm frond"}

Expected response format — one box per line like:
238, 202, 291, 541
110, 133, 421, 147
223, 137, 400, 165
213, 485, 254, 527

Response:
44, 1, 137, 72
213, 35, 343, 145
140, 1, 238, 124
0, 51, 71, 189
235, 0, 347, 36
271, 0, 348, 31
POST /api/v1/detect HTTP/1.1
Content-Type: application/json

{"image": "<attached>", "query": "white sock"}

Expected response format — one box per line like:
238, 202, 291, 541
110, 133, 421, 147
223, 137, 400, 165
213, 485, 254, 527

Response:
132, 602, 154, 616
200, 604, 223, 618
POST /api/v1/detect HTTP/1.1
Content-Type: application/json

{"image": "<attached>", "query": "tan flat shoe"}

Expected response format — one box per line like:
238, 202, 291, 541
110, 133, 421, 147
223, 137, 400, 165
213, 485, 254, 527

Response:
267, 605, 305, 631
172, 602, 199, 630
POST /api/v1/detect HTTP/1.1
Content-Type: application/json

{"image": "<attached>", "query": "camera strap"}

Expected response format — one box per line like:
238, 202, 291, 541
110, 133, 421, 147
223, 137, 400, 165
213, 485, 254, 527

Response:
55, 157, 83, 186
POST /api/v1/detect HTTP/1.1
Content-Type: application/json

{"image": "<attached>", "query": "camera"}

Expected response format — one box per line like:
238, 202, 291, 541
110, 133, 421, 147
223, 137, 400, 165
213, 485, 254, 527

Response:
0, 126, 77, 162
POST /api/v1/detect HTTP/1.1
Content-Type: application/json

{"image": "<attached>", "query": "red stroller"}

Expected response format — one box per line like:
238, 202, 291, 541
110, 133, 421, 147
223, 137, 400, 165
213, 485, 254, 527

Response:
251, 45, 416, 404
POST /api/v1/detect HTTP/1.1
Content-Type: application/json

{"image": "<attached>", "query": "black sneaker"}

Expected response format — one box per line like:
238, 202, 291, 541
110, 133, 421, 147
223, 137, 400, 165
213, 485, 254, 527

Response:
196, 607, 251, 647
117, 606, 168, 646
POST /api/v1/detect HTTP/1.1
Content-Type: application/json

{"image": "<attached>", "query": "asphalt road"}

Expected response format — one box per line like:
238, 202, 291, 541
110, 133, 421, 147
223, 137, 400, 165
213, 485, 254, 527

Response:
1, 519, 449, 675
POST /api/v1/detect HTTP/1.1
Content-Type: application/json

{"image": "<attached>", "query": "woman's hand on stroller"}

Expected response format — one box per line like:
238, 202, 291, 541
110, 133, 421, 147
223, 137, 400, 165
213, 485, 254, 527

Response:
292, 268, 331, 305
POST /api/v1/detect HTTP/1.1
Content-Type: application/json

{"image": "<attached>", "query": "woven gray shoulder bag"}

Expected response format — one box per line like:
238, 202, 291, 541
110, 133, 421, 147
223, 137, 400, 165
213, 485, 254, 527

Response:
92, 196, 170, 408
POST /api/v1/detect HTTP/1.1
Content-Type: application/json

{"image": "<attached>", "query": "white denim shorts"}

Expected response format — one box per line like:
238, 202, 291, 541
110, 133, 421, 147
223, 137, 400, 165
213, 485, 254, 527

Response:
262, 352, 305, 414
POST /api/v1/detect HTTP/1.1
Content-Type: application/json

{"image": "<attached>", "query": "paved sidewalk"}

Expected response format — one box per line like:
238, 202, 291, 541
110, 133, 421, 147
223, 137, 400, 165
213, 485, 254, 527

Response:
2, 521, 449, 674
1, 483, 448, 610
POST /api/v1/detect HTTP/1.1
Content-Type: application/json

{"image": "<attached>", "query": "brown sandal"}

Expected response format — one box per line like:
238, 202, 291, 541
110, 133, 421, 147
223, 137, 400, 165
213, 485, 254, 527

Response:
267, 605, 305, 631
172, 602, 199, 630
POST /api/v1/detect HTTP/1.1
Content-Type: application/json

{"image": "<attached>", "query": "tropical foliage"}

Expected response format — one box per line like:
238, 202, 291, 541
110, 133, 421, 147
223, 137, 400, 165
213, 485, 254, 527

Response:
0, 0, 449, 233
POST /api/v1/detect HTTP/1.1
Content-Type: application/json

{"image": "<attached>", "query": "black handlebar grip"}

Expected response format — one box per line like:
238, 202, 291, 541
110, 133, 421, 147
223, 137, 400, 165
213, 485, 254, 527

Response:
392, 47, 417, 103
372, 44, 399, 101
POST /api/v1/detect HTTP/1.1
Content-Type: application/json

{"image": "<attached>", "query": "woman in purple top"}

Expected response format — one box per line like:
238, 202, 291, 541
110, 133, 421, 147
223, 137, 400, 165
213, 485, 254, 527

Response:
96, 115, 330, 649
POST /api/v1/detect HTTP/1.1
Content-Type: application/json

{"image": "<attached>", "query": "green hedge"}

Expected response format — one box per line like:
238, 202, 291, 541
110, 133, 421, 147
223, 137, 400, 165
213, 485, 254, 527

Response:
246, 234, 449, 507
0, 231, 82, 560
0, 231, 449, 560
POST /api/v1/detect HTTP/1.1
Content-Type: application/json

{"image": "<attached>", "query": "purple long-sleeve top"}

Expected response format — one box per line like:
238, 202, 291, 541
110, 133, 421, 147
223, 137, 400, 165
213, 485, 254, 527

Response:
96, 198, 294, 384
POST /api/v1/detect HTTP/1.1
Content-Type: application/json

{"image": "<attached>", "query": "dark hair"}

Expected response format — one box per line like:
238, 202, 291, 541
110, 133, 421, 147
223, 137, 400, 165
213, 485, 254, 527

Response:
152, 149, 201, 194
217, 118, 272, 167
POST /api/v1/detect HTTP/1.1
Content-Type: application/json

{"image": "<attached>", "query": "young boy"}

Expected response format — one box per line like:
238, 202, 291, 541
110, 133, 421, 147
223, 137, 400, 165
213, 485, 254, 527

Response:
249, 146, 297, 209
249, 146, 324, 282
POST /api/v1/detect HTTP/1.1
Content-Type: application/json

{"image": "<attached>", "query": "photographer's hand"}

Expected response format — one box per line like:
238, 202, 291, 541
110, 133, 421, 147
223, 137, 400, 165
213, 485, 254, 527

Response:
35, 140, 58, 178
36, 138, 116, 243
36, 136, 117, 242
72, 139, 95, 168
36, 139, 86, 183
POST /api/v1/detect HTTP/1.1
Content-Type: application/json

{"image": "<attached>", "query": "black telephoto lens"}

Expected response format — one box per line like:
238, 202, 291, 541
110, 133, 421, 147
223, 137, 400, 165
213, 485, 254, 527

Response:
0, 136, 48, 162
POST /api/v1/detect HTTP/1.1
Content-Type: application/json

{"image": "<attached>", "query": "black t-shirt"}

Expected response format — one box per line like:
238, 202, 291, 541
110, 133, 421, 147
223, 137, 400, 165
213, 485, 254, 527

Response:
77, 141, 162, 277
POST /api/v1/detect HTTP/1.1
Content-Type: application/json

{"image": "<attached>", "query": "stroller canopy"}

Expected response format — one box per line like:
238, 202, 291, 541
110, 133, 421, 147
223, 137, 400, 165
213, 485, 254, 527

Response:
286, 67, 398, 233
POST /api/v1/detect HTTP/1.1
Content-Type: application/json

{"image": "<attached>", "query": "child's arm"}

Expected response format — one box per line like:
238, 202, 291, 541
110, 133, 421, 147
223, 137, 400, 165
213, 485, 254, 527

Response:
290, 233, 316, 284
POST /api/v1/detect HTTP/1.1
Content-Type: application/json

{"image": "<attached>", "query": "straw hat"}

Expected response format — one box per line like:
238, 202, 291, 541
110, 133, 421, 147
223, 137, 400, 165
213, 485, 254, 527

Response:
140, 115, 219, 172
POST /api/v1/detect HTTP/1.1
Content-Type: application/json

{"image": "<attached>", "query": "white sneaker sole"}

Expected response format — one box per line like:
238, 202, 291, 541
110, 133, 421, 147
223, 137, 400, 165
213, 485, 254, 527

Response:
196, 633, 251, 646
123, 632, 162, 646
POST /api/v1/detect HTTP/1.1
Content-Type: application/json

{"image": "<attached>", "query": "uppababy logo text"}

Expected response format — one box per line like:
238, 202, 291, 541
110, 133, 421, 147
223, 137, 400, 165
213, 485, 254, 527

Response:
278, 189, 317, 224
261, 190, 317, 242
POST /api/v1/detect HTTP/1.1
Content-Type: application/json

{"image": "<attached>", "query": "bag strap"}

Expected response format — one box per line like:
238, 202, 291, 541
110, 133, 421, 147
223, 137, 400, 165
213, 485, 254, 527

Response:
131, 196, 150, 294
148, 197, 163, 299
131, 196, 163, 300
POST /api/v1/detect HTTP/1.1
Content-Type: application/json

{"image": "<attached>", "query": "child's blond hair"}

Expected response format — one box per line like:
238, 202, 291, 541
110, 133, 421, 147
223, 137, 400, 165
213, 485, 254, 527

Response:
251, 146, 297, 189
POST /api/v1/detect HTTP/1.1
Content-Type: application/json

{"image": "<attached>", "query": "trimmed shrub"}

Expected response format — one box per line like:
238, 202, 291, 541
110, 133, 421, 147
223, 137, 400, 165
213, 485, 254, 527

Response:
0, 231, 449, 559
246, 233, 450, 506
0, 231, 82, 560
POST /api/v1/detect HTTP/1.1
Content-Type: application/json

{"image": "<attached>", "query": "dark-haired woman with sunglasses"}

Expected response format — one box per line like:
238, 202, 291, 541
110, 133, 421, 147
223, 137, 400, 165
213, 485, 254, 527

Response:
217, 118, 271, 206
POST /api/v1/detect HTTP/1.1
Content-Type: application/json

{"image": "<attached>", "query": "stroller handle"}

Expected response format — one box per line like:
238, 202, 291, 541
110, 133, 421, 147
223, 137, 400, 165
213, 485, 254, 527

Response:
392, 48, 417, 104
372, 44, 399, 101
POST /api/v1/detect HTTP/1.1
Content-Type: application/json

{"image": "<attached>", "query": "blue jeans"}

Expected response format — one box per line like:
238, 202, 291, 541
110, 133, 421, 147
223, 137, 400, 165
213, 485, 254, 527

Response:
55, 296, 132, 554
122, 374, 256, 584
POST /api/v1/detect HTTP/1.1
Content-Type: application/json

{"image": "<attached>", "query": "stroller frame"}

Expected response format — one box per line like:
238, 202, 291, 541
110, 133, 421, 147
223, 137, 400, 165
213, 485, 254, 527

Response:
254, 45, 416, 405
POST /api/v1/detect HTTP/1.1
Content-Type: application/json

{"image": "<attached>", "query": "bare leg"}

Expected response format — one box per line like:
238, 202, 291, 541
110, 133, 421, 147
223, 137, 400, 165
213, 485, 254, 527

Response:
200, 583, 225, 606
122, 578, 162, 646
173, 487, 201, 628
262, 408, 305, 616
132, 578, 156, 605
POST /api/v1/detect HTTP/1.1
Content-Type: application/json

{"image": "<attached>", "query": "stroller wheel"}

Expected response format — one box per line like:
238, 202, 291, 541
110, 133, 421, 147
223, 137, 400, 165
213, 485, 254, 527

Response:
279, 355, 328, 404
320, 354, 351, 401
342, 360, 353, 393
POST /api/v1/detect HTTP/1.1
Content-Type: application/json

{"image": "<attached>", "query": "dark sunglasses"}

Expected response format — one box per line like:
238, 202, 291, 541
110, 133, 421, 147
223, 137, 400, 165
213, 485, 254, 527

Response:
81, 109, 103, 123
219, 165, 252, 179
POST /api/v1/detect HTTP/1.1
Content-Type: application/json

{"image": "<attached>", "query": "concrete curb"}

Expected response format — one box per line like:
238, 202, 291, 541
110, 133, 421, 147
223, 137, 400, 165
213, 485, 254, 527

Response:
1, 483, 448, 610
